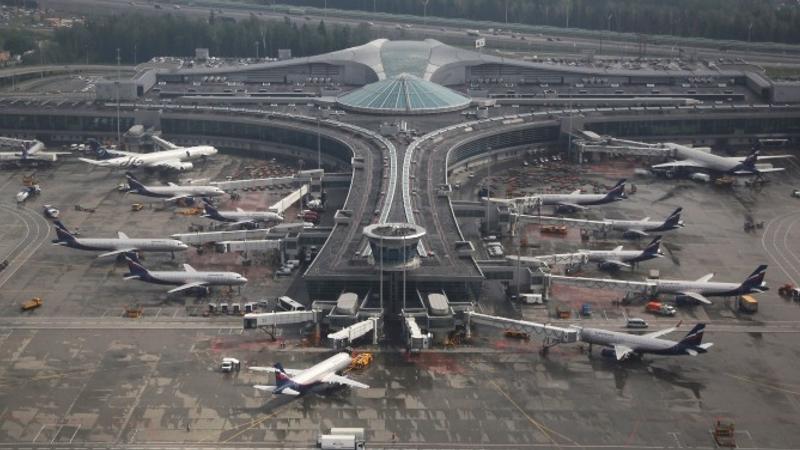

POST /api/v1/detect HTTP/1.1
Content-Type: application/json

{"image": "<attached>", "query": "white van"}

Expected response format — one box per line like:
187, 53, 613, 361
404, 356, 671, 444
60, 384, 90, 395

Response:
277, 296, 305, 311
625, 317, 649, 329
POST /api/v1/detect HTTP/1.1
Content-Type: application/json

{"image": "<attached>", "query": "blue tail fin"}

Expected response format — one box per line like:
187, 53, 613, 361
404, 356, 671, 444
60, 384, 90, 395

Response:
664, 207, 683, 226
87, 139, 110, 159
52, 219, 69, 232
202, 200, 224, 220
679, 323, 706, 347
643, 236, 662, 256
124, 256, 150, 278
125, 172, 146, 193
53, 226, 76, 244
741, 265, 768, 291
273, 363, 291, 387
605, 179, 627, 200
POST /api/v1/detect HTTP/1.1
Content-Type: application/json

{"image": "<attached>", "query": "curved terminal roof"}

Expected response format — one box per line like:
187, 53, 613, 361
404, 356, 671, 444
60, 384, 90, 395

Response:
337, 73, 471, 115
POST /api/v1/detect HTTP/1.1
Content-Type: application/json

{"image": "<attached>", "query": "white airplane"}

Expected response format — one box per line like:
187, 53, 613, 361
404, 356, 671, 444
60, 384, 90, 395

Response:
491, 180, 627, 213
52, 222, 188, 258
124, 257, 247, 294
578, 323, 713, 361
604, 207, 684, 239
652, 143, 791, 176
0, 138, 69, 162
581, 236, 663, 270
202, 201, 284, 228
125, 173, 226, 202
79, 136, 217, 171
653, 265, 768, 304
250, 352, 369, 396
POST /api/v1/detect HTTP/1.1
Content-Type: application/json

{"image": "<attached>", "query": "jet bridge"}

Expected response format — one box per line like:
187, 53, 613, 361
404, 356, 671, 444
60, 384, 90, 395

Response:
172, 229, 274, 245
466, 312, 578, 348
211, 168, 324, 192
242, 310, 317, 330
270, 184, 309, 214
548, 274, 656, 296
327, 317, 379, 346
506, 252, 590, 268
513, 213, 612, 233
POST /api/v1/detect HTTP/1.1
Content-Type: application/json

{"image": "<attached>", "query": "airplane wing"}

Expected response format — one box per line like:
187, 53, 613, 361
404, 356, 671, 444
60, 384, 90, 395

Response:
644, 324, 680, 339
321, 373, 370, 389
164, 194, 193, 202
652, 159, 705, 170
555, 202, 587, 210
734, 167, 785, 175
226, 220, 257, 228
678, 291, 712, 305
277, 387, 301, 396
695, 273, 714, 282
613, 344, 634, 361
167, 281, 208, 294
253, 385, 276, 392
150, 135, 179, 150
624, 229, 649, 238
97, 248, 138, 258
754, 155, 793, 161
249, 367, 303, 375
600, 259, 631, 269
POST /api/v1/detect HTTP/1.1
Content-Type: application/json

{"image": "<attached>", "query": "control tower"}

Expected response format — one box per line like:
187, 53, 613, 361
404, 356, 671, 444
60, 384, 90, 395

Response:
363, 223, 426, 271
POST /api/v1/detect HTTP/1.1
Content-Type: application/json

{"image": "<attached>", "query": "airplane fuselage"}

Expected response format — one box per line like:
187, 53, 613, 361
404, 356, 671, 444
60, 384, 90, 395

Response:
58, 237, 187, 254
133, 270, 247, 287
539, 193, 617, 206
95, 146, 217, 169
578, 327, 686, 356
132, 184, 224, 199
280, 353, 352, 394
608, 219, 681, 233
208, 210, 283, 223
654, 279, 760, 297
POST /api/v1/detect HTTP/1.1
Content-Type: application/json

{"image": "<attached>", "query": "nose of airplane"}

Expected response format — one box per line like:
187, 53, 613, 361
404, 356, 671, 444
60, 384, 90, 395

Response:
179, 242, 189, 249
239, 276, 248, 283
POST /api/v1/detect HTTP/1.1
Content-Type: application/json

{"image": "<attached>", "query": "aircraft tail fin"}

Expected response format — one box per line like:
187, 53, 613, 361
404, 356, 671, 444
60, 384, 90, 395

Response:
202, 200, 223, 220
273, 363, 291, 387
663, 207, 683, 227
605, 179, 627, 200
679, 323, 706, 347
643, 236, 662, 256
53, 225, 76, 244
124, 255, 150, 278
125, 172, 146, 192
741, 265, 768, 291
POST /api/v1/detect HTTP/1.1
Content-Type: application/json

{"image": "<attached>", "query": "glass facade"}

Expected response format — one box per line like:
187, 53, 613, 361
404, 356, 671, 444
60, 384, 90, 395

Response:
338, 74, 471, 115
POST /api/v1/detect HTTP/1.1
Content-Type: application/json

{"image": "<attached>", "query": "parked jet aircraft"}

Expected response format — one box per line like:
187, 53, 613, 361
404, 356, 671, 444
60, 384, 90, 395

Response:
490, 179, 627, 213
79, 137, 217, 171
125, 173, 226, 202
202, 201, 284, 228
0, 138, 69, 162
124, 257, 247, 294
652, 144, 791, 176
577, 322, 713, 361
652, 265, 768, 304
52, 223, 188, 258
605, 208, 684, 239
581, 236, 663, 270
250, 352, 369, 396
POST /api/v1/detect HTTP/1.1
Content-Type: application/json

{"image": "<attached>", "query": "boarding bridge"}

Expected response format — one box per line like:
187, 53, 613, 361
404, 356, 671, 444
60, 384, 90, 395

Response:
327, 318, 379, 346
548, 274, 656, 296
0, 137, 42, 151
172, 229, 274, 245
576, 143, 675, 157
487, 195, 542, 213
506, 252, 590, 268
466, 312, 578, 348
404, 316, 431, 352
211, 168, 324, 192
216, 239, 281, 253
242, 310, 317, 330
513, 214, 612, 233
270, 184, 309, 214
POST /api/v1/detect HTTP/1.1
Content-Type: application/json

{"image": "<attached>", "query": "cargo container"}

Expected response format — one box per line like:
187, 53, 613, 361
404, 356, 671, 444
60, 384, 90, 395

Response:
336, 292, 359, 316
738, 295, 758, 313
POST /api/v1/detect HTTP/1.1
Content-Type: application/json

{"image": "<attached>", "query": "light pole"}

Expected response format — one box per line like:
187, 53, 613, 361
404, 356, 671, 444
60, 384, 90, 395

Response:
505, 0, 509, 24
422, 0, 429, 25
316, 117, 321, 169
255, 40, 259, 59
116, 47, 121, 148
748, 22, 753, 42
